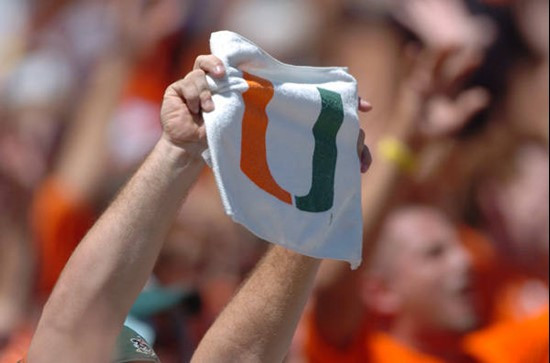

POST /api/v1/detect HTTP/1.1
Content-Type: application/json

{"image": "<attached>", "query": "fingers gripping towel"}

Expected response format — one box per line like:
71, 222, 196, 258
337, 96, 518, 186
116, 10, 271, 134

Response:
203, 31, 363, 268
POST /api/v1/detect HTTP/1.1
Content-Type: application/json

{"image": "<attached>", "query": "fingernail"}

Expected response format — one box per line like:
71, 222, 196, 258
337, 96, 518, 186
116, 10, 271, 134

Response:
214, 65, 224, 75
362, 100, 373, 110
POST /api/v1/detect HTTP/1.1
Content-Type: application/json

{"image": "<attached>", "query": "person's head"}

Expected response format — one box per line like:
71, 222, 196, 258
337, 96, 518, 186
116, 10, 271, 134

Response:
362, 205, 480, 338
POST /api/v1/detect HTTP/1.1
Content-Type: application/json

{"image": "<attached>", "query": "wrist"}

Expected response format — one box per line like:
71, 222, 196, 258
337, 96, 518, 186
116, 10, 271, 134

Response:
377, 136, 418, 174
269, 246, 322, 270
156, 136, 206, 170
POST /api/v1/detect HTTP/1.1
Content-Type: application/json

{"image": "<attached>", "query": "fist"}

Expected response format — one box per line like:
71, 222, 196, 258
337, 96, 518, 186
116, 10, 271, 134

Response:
160, 55, 225, 157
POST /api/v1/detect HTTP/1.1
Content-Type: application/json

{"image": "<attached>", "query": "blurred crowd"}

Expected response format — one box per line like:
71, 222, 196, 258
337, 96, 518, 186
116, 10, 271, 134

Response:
0, 0, 548, 362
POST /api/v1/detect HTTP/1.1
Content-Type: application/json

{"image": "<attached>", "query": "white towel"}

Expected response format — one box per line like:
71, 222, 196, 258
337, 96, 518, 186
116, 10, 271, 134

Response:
202, 31, 363, 268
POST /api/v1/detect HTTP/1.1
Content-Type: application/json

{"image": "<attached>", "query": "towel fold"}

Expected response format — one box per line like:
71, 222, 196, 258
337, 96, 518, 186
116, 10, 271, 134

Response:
202, 31, 363, 268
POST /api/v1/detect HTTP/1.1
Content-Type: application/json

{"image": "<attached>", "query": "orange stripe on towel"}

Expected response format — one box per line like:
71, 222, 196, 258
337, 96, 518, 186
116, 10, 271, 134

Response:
240, 72, 292, 204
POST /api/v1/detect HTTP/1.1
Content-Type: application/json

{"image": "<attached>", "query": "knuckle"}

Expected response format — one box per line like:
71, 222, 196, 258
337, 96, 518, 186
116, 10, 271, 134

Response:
208, 55, 222, 65
194, 54, 222, 71
192, 69, 206, 79
193, 55, 208, 68
199, 90, 211, 101
182, 83, 198, 97
164, 81, 179, 96
185, 69, 206, 83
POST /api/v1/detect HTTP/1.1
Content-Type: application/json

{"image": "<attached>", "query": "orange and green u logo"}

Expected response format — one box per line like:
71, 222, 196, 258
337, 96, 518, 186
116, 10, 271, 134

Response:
240, 72, 344, 213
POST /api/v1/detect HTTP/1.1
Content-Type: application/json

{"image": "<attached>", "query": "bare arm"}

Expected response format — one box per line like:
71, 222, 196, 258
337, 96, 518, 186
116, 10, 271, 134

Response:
53, 52, 132, 201
27, 55, 225, 363
313, 83, 419, 348
192, 246, 321, 363
191, 100, 372, 362
55, 0, 181, 201
32, 0, 187, 297
313, 41, 490, 349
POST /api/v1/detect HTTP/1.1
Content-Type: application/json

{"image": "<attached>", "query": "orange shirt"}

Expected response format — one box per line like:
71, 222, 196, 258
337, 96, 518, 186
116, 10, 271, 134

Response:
368, 332, 455, 363
464, 307, 549, 363
305, 312, 371, 363
459, 226, 549, 323
0, 326, 32, 363
305, 307, 549, 363
31, 177, 95, 297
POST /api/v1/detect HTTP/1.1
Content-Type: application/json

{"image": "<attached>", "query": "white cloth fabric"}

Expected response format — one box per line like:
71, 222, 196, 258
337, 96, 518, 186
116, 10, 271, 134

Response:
203, 31, 363, 268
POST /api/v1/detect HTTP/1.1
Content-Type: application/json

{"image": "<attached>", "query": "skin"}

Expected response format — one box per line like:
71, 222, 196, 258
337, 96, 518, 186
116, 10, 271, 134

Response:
365, 206, 482, 362
27, 54, 371, 362
312, 2, 492, 349
364, 206, 479, 350
313, 45, 489, 349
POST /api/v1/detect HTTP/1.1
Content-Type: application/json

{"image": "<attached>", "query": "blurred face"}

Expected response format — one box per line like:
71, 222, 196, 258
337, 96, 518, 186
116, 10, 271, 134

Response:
383, 207, 479, 334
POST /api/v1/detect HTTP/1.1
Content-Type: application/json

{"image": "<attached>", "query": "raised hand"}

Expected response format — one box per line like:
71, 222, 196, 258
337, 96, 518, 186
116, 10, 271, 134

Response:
109, 0, 189, 57
160, 55, 225, 157
405, 48, 490, 139
391, 0, 495, 51
391, 0, 495, 115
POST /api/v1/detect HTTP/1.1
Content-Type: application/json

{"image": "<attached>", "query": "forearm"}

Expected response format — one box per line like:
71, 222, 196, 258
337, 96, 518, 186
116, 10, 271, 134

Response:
312, 87, 419, 347
29, 137, 204, 361
311, 145, 406, 347
192, 246, 321, 363
56, 53, 134, 201
362, 84, 422, 254
361, 150, 405, 256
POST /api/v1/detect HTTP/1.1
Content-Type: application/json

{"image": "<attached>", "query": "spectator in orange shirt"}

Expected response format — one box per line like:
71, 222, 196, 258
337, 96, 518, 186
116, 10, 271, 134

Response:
306, 205, 549, 363
305, 1, 548, 362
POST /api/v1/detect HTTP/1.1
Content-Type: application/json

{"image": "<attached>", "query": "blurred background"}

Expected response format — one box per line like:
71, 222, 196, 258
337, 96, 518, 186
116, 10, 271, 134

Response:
0, 0, 547, 362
